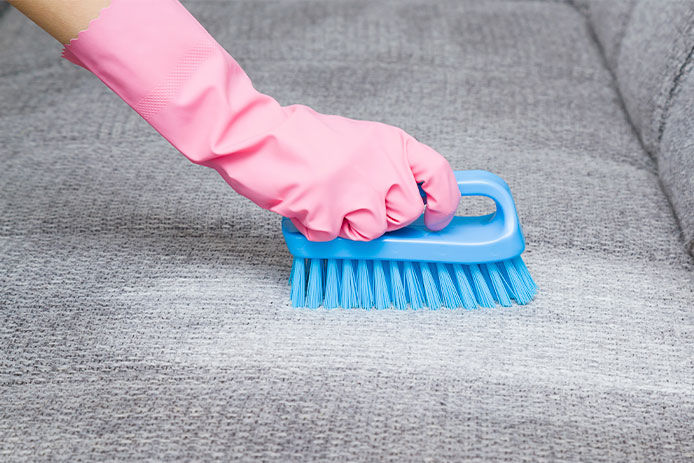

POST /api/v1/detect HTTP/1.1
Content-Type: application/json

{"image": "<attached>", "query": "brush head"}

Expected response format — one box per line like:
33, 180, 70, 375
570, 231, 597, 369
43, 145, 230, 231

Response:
289, 256, 536, 309
284, 170, 536, 309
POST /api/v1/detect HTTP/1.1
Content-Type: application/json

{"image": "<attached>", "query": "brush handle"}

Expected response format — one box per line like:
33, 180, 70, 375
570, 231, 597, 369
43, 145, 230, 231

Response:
453, 170, 519, 236
283, 170, 526, 264
420, 170, 518, 229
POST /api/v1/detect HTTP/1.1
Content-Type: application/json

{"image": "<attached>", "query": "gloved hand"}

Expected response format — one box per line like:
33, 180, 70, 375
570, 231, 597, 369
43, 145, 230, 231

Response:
62, 0, 461, 241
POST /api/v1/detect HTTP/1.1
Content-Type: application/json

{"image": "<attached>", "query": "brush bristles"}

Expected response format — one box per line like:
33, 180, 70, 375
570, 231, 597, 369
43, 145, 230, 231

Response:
469, 264, 494, 308
487, 262, 511, 307
341, 259, 357, 309
420, 262, 442, 309
437, 263, 462, 309
389, 260, 407, 310
357, 260, 374, 308
373, 261, 390, 310
453, 264, 477, 309
306, 258, 323, 308
290, 257, 306, 307
290, 257, 536, 310
323, 259, 340, 308
403, 261, 424, 309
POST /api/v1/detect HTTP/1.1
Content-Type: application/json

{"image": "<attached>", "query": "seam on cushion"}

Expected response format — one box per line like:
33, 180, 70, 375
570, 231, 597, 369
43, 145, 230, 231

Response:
656, 170, 694, 258
580, 5, 653, 168
655, 4, 694, 147
657, 44, 694, 145
565, 0, 591, 16
577, 0, 694, 258
656, 55, 694, 257
610, 0, 638, 71
133, 38, 217, 121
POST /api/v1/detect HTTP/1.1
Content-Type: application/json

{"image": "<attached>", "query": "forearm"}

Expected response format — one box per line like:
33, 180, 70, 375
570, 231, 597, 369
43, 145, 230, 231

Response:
9, 0, 110, 44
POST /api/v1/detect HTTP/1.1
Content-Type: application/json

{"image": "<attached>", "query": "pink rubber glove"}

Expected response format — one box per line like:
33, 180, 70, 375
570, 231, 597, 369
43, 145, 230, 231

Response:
62, 0, 461, 241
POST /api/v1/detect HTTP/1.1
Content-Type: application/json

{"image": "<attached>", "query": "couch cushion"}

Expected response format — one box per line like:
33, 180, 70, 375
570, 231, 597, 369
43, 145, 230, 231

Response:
660, 58, 694, 253
578, 0, 694, 251
577, 0, 694, 154
576, 0, 637, 69
617, 0, 694, 155
1, 0, 692, 461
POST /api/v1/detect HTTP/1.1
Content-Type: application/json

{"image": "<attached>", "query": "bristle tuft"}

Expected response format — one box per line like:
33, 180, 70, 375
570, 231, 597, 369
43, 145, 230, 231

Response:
373, 260, 391, 309
289, 253, 535, 310
453, 264, 477, 309
419, 262, 442, 309
389, 261, 407, 310
403, 261, 424, 309
503, 258, 531, 305
513, 256, 537, 291
341, 259, 358, 309
469, 264, 494, 308
486, 262, 511, 307
357, 259, 374, 309
437, 263, 462, 308
324, 258, 340, 308
290, 257, 306, 307
306, 258, 323, 308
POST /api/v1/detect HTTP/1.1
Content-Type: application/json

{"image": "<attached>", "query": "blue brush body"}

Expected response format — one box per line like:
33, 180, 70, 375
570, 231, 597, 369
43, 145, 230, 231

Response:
283, 170, 537, 309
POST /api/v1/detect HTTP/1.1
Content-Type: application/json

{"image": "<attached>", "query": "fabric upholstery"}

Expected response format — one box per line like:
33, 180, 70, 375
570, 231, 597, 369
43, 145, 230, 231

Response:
617, 0, 694, 155
577, 0, 694, 248
578, 0, 636, 69
1, 1, 693, 461
660, 58, 694, 253
619, 0, 694, 252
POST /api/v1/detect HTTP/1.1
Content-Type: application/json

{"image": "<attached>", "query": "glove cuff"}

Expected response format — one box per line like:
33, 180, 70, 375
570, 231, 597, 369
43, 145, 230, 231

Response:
62, 0, 217, 109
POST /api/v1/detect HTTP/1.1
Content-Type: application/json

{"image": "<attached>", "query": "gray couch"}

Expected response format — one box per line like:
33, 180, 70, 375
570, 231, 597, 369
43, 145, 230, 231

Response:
1, 0, 692, 461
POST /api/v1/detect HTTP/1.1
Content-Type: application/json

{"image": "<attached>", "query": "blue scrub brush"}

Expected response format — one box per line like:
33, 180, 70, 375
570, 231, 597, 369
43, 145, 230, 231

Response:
282, 170, 536, 309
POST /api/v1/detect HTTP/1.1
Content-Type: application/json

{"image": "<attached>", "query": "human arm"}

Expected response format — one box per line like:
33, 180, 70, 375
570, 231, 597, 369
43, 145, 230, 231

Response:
9, 0, 461, 241
9, 0, 110, 44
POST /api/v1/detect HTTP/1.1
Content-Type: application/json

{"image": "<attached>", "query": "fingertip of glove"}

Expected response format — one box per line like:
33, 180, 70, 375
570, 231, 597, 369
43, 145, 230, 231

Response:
424, 211, 455, 231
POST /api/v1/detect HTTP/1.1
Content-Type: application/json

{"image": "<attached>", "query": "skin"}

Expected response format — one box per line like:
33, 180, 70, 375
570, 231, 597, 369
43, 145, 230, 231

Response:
9, 0, 111, 44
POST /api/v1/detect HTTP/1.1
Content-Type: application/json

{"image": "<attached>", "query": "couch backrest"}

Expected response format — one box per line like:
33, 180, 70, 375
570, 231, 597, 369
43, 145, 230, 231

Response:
576, 0, 694, 254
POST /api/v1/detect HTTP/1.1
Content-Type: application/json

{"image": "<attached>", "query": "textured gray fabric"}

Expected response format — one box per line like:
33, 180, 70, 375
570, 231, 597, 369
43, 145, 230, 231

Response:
577, 0, 694, 249
660, 58, 694, 254
1, 1, 693, 461
616, 0, 694, 254
579, 0, 636, 69
616, 0, 694, 155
